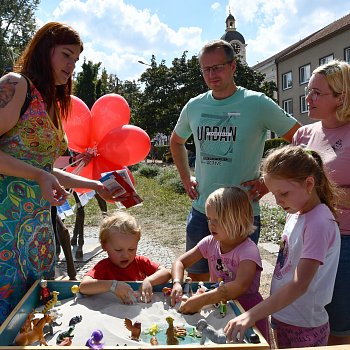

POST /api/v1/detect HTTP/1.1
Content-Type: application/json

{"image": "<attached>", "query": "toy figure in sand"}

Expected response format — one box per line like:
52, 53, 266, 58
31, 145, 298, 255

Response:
124, 318, 141, 341
39, 279, 51, 305
41, 290, 60, 314
14, 314, 52, 346
196, 319, 227, 345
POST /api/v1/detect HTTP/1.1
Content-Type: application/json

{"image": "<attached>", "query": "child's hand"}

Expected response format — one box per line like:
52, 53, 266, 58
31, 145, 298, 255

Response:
139, 278, 153, 303
224, 312, 252, 343
115, 281, 135, 304
178, 294, 202, 314
170, 283, 183, 307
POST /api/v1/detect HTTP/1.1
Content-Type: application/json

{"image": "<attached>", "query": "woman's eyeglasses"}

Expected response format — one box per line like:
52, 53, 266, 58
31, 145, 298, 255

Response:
304, 87, 333, 102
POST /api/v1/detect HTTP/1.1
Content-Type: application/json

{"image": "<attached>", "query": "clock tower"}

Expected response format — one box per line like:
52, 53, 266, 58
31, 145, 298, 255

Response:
220, 10, 247, 63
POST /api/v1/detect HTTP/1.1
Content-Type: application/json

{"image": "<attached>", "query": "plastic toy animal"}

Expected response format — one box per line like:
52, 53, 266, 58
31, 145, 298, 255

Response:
124, 318, 141, 341
56, 326, 75, 345
57, 337, 73, 346
14, 314, 52, 346
33, 308, 62, 336
174, 326, 187, 338
20, 311, 35, 333
85, 329, 104, 349
69, 315, 82, 326
196, 319, 226, 345
41, 290, 59, 314
165, 316, 179, 345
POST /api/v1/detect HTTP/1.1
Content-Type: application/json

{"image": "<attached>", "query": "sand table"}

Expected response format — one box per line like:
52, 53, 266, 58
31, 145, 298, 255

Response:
30, 292, 238, 347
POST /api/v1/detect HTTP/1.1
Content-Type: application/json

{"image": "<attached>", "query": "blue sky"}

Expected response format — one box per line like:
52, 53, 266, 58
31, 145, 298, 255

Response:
35, 0, 350, 81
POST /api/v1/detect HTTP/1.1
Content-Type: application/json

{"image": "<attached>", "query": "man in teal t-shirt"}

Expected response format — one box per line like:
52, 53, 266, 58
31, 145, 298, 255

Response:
170, 39, 301, 282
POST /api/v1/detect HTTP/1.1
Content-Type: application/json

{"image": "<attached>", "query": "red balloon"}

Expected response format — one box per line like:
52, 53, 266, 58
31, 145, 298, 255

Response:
98, 125, 151, 166
63, 96, 92, 152
91, 94, 130, 143
92, 156, 122, 180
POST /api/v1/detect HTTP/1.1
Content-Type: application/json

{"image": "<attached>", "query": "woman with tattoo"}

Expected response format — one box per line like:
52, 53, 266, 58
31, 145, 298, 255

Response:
0, 22, 116, 325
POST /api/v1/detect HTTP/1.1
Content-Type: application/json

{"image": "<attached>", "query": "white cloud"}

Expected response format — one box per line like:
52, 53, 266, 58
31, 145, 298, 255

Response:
48, 0, 203, 80
38, 0, 349, 78
211, 2, 221, 11
227, 0, 350, 65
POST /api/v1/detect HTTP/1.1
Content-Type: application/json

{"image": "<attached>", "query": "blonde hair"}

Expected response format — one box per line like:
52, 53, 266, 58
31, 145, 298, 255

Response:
312, 59, 350, 122
262, 145, 340, 217
205, 187, 256, 240
99, 211, 141, 245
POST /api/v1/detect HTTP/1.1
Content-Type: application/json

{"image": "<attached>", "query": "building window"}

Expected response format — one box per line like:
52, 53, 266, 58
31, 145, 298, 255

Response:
345, 47, 350, 64
283, 99, 293, 115
299, 64, 311, 85
300, 95, 308, 113
319, 54, 334, 65
282, 71, 292, 90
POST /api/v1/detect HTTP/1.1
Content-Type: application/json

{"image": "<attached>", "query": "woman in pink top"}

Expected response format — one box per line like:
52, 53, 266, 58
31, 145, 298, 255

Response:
292, 60, 350, 345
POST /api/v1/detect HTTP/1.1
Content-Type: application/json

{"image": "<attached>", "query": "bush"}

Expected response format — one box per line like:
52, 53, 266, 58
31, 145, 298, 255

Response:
263, 138, 289, 156
163, 177, 186, 195
136, 164, 160, 178
156, 145, 169, 160
156, 167, 179, 185
129, 163, 141, 172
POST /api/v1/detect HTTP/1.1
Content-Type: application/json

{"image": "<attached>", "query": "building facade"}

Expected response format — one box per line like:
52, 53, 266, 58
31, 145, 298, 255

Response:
253, 13, 350, 125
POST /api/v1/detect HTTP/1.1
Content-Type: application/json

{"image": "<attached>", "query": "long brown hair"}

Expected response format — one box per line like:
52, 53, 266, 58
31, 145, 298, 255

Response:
262, 145, 340, 217
14, 22, 83, 120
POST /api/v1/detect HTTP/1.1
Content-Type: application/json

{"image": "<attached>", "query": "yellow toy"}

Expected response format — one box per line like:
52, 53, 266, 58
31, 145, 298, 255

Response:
41, 291, 59, 314
71, 285, 79, 294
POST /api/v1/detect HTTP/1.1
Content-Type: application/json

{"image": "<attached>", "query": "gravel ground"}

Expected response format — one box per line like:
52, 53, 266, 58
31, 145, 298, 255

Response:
56, 192, 278, 281
55, 226, 176, 280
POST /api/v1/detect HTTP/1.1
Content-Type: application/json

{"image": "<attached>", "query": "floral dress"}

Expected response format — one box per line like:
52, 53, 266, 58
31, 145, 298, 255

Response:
0, 80, 67, 325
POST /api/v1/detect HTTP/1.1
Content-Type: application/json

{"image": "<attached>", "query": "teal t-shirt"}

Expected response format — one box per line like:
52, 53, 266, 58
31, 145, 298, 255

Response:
174, 86, 298, 215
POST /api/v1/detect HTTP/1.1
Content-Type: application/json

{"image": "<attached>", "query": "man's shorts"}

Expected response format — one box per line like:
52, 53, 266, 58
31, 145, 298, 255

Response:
325, 234, 350, 336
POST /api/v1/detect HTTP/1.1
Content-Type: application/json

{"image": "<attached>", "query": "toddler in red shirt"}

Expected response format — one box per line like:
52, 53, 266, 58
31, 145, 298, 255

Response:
79, 211, 171, 303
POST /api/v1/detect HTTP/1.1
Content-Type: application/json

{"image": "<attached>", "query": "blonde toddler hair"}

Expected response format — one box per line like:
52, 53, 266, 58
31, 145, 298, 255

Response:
205, 187, 256, 240
99, 211, 141, 246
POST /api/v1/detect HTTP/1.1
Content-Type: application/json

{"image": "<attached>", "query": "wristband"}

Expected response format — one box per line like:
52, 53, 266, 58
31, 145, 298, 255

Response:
172, 279, 182, 285
110, 280, 118, 293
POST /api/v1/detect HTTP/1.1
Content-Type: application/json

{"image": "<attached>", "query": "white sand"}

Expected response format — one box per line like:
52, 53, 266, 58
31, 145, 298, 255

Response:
31, 292, 237, 347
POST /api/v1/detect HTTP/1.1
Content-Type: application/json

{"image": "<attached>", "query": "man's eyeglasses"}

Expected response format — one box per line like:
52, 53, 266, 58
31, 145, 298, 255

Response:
200, 61, 232, 75
304, 87, 333, 102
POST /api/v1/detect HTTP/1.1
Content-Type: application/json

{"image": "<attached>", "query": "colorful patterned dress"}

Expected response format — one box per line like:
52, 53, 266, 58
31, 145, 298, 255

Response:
0, 80, 67, 324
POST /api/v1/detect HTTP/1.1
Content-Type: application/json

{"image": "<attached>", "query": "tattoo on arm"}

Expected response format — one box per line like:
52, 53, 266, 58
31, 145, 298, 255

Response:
0, 78, 18, 108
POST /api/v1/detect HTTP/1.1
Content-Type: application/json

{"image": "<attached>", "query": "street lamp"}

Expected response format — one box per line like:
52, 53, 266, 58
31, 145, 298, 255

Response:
138, 60, 152, 67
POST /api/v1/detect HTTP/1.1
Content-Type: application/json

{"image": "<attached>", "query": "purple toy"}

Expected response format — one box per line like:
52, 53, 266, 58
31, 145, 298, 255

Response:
85, 329, 104, 349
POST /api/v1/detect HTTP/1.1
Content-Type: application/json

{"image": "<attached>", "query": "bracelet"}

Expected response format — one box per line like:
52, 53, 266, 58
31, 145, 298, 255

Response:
110, 280, 118, 293
172, 279, 182, 285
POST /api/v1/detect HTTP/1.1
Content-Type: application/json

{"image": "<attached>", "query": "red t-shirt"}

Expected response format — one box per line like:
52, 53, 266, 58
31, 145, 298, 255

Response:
84, 255, 159, 281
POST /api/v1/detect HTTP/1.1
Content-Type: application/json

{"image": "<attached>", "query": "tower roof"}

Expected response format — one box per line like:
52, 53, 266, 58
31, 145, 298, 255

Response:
221, 30, 245, 44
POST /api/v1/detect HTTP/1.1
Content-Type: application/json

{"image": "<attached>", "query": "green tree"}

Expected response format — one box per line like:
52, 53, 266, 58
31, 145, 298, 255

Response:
75, 59, 101, 108
136, 52, 274, 138
0, 0, 40, 74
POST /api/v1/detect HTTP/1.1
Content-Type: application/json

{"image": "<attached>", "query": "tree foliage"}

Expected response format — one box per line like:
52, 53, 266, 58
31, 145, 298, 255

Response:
0, 0, 39, 74
72, 52, 274, 140
135, 53, 275, 138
